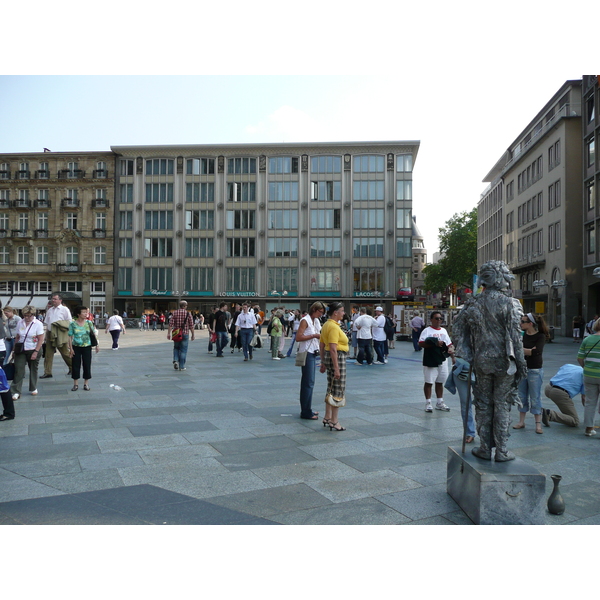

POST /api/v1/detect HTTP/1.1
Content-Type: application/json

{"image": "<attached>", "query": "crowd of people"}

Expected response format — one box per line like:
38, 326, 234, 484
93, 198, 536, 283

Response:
2, 293, 600, 449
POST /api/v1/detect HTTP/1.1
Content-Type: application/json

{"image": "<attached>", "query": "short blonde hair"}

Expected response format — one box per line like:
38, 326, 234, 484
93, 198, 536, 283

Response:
593, 318, 600, 333
21, 305, 37, 316
3, 306, 15, 313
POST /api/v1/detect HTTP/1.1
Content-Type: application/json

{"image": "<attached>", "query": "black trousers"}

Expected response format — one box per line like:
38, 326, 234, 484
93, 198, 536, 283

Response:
72, 345, 93, 380
1, 389, 15, 419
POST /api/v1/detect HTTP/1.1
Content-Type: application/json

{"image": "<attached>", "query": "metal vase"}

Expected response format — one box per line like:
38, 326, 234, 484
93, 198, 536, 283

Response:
547, 474, 565, 515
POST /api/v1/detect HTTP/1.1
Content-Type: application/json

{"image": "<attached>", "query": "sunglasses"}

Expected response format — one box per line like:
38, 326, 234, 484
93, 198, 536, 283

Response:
520, 319, 530, 323
432, 317, 443, 320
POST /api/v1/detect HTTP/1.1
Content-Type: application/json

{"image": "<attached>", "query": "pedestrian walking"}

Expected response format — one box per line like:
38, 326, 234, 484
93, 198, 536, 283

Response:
105, 309, 125, 350
167, 300, 195, 370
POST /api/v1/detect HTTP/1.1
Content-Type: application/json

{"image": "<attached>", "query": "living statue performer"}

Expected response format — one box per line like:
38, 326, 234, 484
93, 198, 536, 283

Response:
452, 261, 526, 462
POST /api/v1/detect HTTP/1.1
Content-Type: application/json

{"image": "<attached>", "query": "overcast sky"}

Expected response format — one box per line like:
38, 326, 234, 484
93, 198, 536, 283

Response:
0, 1, 593, 257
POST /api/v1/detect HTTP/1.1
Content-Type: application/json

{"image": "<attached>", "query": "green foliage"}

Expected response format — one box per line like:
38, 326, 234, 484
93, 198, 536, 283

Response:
423, 207, 477, 294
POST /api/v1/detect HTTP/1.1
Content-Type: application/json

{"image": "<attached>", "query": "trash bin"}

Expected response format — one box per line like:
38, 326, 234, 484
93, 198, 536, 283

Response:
548, 326, 555, 342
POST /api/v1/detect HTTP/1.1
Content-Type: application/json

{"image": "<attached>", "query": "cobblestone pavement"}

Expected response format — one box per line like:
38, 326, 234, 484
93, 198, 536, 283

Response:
1, 328, 598, 525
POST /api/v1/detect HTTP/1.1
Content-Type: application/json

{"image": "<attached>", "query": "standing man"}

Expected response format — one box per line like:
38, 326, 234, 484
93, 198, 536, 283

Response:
41, 293, 72, 379
419, 311, 454, 412
235, 302, 258, 361
410, 311, 425, 352
372, 306, 387, 364
542, 364, 584, 428
350, 307, 359, 360
167, 300, 194, 370
354, 307, 377, 366
214, 302, 229, 358
206, 306, 217, 354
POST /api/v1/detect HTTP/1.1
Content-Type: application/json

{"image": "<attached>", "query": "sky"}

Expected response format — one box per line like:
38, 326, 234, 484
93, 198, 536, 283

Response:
0, 1, 593, 258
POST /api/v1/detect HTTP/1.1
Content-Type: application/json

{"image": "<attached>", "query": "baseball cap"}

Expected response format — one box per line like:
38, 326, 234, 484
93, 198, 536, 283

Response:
375, 306, 383, 312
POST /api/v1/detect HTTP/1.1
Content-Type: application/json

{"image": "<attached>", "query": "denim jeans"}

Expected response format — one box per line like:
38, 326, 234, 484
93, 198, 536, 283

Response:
173, 334, 190, 369
299, 351, 317, 418
239, 328, 254, 359
216, 332, 229, 357
453, 377, 477, 438
286, 331, 297, 357
373, 340, 386, 363
411, 330, 421, 351
356, 338, 374, 365
518, 368, 543, 414
3, 339, 15, 364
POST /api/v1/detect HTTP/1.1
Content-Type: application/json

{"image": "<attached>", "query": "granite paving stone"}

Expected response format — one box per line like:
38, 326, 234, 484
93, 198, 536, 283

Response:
126, 420, 218, 437
51, 428, 134, 445
79, 452, 146, 471
376, 483, 462, 520
215, 446, 317, 471
251, 458, 362, 487
33, 468, 126, 494
97, 433, 191, 453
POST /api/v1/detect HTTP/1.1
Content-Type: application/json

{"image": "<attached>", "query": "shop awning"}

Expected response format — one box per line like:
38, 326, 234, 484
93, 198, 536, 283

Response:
28, 296, 51, 310
0, 297, 10, 310
6, 296, 30, 309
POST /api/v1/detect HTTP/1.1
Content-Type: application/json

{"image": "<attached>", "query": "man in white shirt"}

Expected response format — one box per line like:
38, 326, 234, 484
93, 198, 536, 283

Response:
372, 306, 387, 364
354, 307, 377, 366
41, 293, 73, 378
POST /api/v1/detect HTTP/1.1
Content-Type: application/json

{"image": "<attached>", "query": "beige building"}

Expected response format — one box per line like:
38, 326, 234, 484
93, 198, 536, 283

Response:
0, 151, 115, 315
411, 215, 427, 301
478, 80, 583, 335
110, 141, 419, 316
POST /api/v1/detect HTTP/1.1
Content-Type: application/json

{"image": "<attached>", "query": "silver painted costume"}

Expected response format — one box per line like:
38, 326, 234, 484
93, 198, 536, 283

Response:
452, 261, 526, 462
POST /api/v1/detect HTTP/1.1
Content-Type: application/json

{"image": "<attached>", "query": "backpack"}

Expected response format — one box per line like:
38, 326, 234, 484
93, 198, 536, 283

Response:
384, 316, 395, 336
267, 319, 274, 335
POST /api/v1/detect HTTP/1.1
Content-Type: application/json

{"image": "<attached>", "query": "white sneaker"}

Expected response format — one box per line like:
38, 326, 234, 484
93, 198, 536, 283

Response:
435, 401, 450, 411
31, 390, 38, 396
272, 357, 280, 360
425, 403, 433, 412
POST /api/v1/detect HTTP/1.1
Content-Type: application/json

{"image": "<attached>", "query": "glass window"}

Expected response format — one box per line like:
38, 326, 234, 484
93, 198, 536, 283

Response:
185, 210, 214, 230
396, 181, 413, 200
146, 159, 174, 175
267, 268, 298, 293
185, 267, 213, 291
119, 238, 132, 257
310, 238, 341, 257
65, 246, 78, 264
145, 267, 173, 290
309, 268, 340, 291
186, 158, 215, 175
119, 211, 132, 230
36, 246, 49, 265
0, 213, 8, 230
353, 181, 384, 201
94, 246, 107, 265
353, 237, 384, 258
268, 210, 298, 229
354, 155, 384, 173
311, 181, 341, 201
227, 158, 256, 174
145, 183, 173, 202
353, 209, 384, 228
588, 227, 596, 255
185, 238, 213, 258
396, 208, 412, 229
396, 237, 412, 257
396, 154, 413, 172
66, 213, 78, 230
119, 184, 133, 203
268, 182, 299, 201
187, 182, 215, 202
18, 213, 28, 231
587, 180, 596, 211
118, 267, 132, 291
227, 238, 256, 257
353, 267, 383, 292
269, 157, 298, 174
120, 159, 134, 176
145, 210, 173, 230
311, 156, 342, 174
144, 238, 173, 257
95, 213, 106, 231
268, 237, 298, 257
310, 209, 340, 229
226, 210, 255, 229
226, 267, 255, 291
227, 182, 256, 202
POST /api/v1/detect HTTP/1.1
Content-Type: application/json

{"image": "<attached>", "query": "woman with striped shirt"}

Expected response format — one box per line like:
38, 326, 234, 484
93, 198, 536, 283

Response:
577, 318, 600, 436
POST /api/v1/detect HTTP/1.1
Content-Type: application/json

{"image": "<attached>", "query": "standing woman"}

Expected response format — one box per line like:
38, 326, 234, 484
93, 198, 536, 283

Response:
105, 309, 125, 350
319, 302, 349, 431
514, 312, 549, 433
2, 306, 21, 365
270, 310, 283, 360
68, 306, 99, 391
235, 302, 257, 361
10, 305, 45, 400
296, 302, 325, 420
577, 318, 600, 436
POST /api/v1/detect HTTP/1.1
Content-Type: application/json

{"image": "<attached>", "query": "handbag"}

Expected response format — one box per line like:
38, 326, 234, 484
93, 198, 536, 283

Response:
87, 322, 98, 347
210, 331, 217, 344
295, 351, 307, 367
1, 362, 14, 381
14, 342, 24, 355
250, 333, 258, 347
172, 327, 184, 342
325, 392, 346, 408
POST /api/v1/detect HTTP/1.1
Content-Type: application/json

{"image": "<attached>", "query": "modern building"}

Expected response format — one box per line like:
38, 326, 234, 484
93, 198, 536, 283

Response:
0, 151, 115, 315
582, 75, 600, 318
478, 80, 583, 335
110, 141, 419, 316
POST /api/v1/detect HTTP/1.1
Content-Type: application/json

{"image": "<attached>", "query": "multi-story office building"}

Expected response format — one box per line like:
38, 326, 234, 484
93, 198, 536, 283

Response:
0, 151, 115, 315
478, 80, 583, 335
582, 75, 600, 317
111, 141, 419, 315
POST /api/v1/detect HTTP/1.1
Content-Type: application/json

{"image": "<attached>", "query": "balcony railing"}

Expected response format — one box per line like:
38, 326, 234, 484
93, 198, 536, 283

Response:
93, 229, 107, 238
34, 199, 51, 208
34, 229, 49, 238
61, 198, 80, 208
16, 170, 30, 179
0, 171, 11, 180
93, 169, 108, 178
35, 170, 50, 179
11, 229, 29, 238
57, 263, 79, 272
58, 170, 86, 179
13, 199, 31, 208
92, 199, 109, 208
0, 200, 10, 209
0, 229, 7, 238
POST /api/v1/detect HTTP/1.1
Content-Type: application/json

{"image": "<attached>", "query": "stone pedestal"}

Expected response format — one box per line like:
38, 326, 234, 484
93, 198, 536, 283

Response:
447, 446, 546, 525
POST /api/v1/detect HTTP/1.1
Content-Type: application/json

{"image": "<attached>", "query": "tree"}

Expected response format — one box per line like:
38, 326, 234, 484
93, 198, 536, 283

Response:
423, 207, 477, 294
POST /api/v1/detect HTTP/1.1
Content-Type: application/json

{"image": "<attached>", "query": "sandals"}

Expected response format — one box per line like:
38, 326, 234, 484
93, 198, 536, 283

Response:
329, 422, 346, 432
512, 423, 525, 429
535, 423, 543, 434
71, 385, 78, 391
464, 436, 475, 444
322, 418, 331, 427
83, 385, 90, 391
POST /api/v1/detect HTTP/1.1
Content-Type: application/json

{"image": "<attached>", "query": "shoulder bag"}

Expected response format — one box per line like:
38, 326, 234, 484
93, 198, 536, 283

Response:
87, 321, 98, 347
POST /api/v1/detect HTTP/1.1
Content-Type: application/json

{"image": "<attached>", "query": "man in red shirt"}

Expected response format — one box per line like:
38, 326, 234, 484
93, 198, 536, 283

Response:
167, 300, 195, 370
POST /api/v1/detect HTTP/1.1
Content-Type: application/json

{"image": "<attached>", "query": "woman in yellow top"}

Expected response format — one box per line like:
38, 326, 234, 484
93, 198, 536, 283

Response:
319, 302, 349, 431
